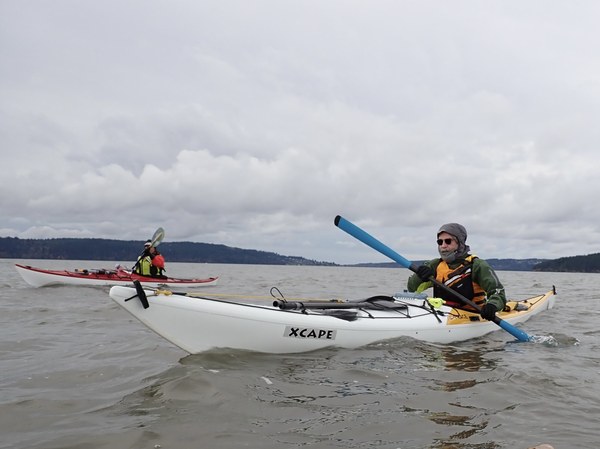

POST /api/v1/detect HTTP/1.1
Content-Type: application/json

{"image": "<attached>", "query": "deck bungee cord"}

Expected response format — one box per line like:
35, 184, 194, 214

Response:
125, 280, 450, 324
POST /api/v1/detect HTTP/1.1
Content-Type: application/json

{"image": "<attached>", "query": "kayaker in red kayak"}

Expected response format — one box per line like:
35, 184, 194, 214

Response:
133, 240, 167, 278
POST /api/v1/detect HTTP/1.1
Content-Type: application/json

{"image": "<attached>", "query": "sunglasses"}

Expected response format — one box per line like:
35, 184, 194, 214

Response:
437, 238, 455, 246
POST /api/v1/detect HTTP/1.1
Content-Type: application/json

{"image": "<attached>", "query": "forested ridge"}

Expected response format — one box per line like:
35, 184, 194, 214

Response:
532, 253, 600, 273
0, 237, 334, 266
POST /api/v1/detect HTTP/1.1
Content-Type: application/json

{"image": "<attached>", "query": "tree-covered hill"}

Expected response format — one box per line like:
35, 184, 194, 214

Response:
486, 258, 547, 271
532, 253, 600, 272
0, 237, 335, 266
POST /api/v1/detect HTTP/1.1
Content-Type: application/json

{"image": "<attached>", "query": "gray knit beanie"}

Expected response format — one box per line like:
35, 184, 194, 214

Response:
437, 223, 470, 261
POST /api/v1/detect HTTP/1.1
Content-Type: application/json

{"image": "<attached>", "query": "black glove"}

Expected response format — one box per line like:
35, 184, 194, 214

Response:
415, 265, 434, 282
480, 303, 498, 321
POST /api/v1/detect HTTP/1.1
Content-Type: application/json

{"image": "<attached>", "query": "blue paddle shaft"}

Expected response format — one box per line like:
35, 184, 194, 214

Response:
334, 215, 531, 342
497, 318, 530, 341
334, 216, 417, 271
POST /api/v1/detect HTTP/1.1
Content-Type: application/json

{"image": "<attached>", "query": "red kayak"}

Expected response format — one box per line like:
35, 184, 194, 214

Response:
15, 263, 219, 288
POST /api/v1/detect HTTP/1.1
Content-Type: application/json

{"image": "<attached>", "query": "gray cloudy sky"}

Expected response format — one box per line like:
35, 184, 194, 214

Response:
2, 1, 600, 264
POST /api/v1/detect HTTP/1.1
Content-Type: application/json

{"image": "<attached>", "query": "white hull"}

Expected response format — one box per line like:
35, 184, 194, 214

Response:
15, 264, 218, 288
109, 286, 556, 354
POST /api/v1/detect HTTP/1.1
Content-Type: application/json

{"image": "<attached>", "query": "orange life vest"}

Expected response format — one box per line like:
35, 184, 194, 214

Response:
433, 255, 486, 309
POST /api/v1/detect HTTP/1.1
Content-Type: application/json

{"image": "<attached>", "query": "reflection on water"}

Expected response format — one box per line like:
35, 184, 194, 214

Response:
104, 341, 513, 449
441, 347, 496, 372
402, 344, 503, 448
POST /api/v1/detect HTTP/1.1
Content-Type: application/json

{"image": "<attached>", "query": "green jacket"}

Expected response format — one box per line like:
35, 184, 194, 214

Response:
407, 256, 507, 310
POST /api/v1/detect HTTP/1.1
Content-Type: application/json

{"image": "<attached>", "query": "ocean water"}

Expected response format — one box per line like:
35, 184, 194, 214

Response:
1, 259, 598, 449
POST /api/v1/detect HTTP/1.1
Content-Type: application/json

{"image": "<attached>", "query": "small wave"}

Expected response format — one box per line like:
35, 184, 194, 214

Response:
529, 333, 580, 346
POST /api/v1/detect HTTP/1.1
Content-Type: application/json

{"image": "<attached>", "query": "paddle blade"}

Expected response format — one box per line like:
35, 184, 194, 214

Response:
151, 227, 165, 247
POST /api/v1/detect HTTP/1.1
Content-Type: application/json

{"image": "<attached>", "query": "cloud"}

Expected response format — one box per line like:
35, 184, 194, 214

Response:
2, 1, 600, 264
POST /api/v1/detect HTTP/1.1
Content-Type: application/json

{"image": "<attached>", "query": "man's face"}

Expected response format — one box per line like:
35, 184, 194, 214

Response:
437, 232, 458, 252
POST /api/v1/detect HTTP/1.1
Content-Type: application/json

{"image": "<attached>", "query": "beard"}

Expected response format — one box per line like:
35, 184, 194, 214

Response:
438, 248, 456, 263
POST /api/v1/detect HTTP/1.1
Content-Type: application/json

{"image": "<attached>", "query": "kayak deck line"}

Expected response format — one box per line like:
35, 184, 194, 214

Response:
136, 285, 553, 323
128, 281, 444, 321
127, 285, 557, 327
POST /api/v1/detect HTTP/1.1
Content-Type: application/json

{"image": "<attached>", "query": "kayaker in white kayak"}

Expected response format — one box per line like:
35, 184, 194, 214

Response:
406, 223, 506, 321
133, 240, 167, 278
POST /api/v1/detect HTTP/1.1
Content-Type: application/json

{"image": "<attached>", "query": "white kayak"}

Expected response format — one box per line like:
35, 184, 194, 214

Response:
15, 263, 219, 288
109, 284, 556, 354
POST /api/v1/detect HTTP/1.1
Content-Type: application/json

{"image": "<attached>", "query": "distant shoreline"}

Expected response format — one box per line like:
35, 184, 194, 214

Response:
2, 236, 599, 272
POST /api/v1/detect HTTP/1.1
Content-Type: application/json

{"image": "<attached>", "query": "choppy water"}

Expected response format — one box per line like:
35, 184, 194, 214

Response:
1, 259, 598, 449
